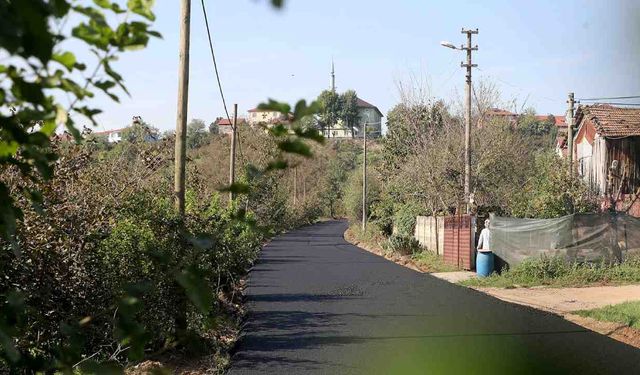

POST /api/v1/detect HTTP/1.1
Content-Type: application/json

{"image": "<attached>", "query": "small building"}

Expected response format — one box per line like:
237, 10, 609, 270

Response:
93, 128, 126, 143
573, 105, 640, 199
214, 117, 247, 135
323, 98, 384, 138
247, 108, 289, 126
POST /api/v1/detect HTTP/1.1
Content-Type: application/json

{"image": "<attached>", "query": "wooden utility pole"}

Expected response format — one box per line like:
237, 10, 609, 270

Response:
229, 104, 238, 201
362, 123, 367, 231
567, 92, 575, 175
461, 28, 478, 214
174, 0, 191, 216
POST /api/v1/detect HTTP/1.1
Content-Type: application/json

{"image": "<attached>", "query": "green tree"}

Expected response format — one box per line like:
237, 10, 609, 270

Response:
186, 118, 208, 149
0, 0, 160, 239
339, 90, 359, 138
510, 152, 597, 218
382, 101, 447, 174
121, 117, 159, 143
517, 109, 556, 149
317, 90, 340, 135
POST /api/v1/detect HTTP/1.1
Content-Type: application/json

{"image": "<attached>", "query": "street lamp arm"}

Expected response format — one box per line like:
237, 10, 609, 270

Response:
440, 41, 458, 50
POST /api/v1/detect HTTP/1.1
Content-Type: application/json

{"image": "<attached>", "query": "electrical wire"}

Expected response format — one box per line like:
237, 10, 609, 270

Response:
199, 0, 245, 166
578, 95, 640, 101
584, 102, 640, 106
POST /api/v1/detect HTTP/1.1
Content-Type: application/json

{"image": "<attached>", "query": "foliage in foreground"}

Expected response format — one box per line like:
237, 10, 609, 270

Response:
461, 256, 640, 288
0, 99, 327, 372
576, 301, 640, 329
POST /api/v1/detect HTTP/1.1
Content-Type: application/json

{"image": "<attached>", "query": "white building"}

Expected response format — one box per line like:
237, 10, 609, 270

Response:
322, 62, 383, 138
247, 108, 289, 126
323, 98, 383, 139
93, 128, 125, 143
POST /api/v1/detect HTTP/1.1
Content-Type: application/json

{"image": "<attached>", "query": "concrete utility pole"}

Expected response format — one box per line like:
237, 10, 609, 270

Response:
362, 123, 367, 231
229, 104, 238, 201
567, 92, 575, 175
174, 0, 191, 216
461, 28, 478, 214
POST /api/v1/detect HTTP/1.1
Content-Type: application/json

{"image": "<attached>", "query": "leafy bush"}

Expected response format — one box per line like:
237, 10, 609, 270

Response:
392, 202, 424, 237
509, 152, 597, 218
384, 234, 421, 256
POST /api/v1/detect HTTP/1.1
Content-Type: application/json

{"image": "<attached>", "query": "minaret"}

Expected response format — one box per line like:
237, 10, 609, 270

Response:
330, 60, 336, 92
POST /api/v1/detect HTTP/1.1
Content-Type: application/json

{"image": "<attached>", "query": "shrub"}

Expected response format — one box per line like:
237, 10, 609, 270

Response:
392, 202, 424, 237
385, 234, 421, 256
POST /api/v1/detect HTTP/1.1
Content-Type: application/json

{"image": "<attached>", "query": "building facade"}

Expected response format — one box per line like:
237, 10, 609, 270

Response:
573, 105, 640, 197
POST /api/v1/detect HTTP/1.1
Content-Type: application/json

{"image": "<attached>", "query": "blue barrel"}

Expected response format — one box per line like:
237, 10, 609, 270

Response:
476, 251, 494, 277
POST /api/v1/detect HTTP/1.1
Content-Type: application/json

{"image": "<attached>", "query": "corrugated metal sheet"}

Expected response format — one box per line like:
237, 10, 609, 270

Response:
443, 215, 474, 270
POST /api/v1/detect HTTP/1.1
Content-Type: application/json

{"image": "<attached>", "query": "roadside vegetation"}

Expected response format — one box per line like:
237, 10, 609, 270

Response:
0, 1, 339, 372
460, 256, 640, 288
576, 301, 640, 329
334, 78, 596, 270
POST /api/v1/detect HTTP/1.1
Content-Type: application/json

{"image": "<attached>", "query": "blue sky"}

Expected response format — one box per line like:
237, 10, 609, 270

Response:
90, 0, 640, 131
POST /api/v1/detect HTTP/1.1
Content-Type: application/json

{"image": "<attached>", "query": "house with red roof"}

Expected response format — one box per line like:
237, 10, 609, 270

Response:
573, 104, 640, 215
214, 117, 247, 135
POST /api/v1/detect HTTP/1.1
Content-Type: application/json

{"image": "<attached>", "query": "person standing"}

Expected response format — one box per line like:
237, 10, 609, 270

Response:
476, 219, 494, 277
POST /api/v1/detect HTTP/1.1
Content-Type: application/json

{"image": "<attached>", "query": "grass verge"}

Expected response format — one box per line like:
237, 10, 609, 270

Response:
575, 301, 640, 329
411, 251, 459, 273
460, 256, 640, 288
345, 224, 458, 273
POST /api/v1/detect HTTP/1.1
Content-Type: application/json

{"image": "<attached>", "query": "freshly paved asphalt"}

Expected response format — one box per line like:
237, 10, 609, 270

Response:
228, 220, 640, 374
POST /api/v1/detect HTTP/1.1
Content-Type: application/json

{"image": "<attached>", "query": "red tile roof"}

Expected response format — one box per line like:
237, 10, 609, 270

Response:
486, 108, 517, 117
215, 118, 246, 126
535, 115, 567, 127
575, 104, 640, 138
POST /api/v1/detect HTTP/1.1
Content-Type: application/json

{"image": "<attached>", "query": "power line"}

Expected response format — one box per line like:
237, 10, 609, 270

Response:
584, 102, 640, 106
200, 0, 230, 121
578, 95, 640, 101
199, 0, 246, 166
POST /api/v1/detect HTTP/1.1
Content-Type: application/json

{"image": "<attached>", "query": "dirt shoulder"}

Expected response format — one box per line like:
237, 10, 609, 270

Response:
344, 226, 640, 350
471, 284, 640, 350
344, 226, 429, 273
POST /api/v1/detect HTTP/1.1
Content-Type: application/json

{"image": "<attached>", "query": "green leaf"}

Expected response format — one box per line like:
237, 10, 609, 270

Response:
278, 139, 312, 157
293, 126, 324, 143
292, 99, 320, 121
265, 160, 288, 171
127, 0, 156, 21
176, 267, 212, 314
52, 51, 76, 71
41, 119, 57, 136
73, 6, 108, 26
220, 183, 250, 195
257, 99, 290, 115
267, 124, 288, 137
0, 141, 19, 157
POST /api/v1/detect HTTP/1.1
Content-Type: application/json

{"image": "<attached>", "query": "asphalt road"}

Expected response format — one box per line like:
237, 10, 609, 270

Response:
228, 220, 640, 374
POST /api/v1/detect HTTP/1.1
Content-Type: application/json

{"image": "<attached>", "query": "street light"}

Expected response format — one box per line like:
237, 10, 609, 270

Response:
441, 28, 478, 214
440, 41, 458, 50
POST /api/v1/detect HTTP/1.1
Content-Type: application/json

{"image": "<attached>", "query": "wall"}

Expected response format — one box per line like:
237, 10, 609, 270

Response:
414, 216, 444, 255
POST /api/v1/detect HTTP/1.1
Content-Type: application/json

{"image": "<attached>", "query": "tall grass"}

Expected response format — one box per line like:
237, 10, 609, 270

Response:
461, 256, 640, 288
576, 301, 640, 329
